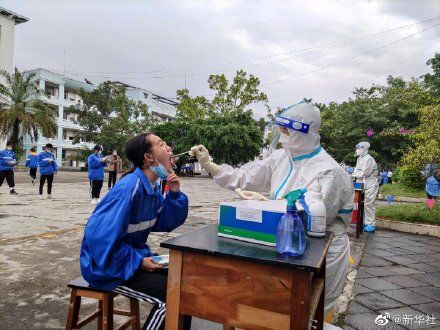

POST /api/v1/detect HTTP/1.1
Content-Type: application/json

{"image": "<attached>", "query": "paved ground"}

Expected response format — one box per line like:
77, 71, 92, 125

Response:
0, 171, 438, 329
344, 230, 440, 330
0, 172, 235, 329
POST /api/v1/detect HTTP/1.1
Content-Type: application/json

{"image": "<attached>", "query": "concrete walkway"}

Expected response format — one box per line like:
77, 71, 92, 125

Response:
344, 230, 440, 329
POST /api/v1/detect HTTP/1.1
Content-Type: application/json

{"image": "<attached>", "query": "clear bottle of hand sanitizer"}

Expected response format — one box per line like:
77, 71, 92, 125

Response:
307, 179, 327, 237
276, 189, 307, 256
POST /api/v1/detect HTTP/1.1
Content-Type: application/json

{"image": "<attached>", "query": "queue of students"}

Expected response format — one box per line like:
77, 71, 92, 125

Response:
1, 142, 58, 197
2, 143, 123, 202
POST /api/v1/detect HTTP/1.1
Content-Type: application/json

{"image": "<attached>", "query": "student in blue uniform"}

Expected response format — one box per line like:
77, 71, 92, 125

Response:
80, 133, 191, 330
87, 145, 107, 204
25, 147, 39, 185
379, 170, 388, 186
38, 143, 58, 199
422, 163, 439, 200
0, 142, 18, 195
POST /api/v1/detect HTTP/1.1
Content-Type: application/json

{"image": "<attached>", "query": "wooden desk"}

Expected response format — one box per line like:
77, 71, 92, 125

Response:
161, 224, 333, 330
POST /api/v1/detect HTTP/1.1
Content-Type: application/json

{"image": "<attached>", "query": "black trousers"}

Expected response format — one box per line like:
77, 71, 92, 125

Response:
0, 170, 15, 188
117, 268, 191, 330
108, 171, 117, 188
90, 180, 103, 198
39, 175, 54, 195
29, 168, 37, 180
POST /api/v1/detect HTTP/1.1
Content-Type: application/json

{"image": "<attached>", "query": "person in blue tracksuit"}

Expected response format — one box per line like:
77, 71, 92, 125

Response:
0, 142, 18, 195
379, 170, 388, 186
80, 133, 191, 330
25, 147, 39, 185
87, 145, 108, 204
422, 163, 439, 200
38, 143, 58, 199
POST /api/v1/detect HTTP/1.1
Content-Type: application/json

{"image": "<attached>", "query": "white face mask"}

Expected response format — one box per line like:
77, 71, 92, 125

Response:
113, 152, 117, 156
355, 148, 363, 156
279, 133, 290, 148
6, 147, 12, 151
279, 131, 303, 157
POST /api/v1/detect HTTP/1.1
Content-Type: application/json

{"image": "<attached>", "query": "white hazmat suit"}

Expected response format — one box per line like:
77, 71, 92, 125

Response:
352, 142, 379, 230
191, 101, 354, 315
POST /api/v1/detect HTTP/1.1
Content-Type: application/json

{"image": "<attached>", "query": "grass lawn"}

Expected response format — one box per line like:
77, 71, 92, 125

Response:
380, 183, 426, 199
376, 203, 440, 226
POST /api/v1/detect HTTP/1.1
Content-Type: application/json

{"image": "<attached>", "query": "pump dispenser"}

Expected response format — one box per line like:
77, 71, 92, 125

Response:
276, 188, 307, 256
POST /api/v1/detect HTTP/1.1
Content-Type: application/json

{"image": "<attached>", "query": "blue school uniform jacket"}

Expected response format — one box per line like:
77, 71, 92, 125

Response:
38, 151, 58, 175
87, 153, 106, 180
80, 167, 188, 290
0, 149, 16, 171
25, 152, 39, 169
426, 176, 439, 197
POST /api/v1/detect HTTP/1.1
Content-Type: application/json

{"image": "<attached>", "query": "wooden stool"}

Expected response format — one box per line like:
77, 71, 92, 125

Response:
66, 277, 141, 330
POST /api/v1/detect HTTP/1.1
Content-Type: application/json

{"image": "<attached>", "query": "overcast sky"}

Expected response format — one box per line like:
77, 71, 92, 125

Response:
4, 0, 440, 117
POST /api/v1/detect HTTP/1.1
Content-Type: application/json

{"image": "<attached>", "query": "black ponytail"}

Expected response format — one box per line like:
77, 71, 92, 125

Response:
121, 132, 154, 178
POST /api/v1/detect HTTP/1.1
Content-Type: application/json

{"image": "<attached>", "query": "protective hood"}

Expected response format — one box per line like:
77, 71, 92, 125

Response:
355, 141, 370, 157
275, 101, 322, 158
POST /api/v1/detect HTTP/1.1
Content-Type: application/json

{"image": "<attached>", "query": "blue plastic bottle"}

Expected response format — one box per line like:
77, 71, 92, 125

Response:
276, 188, 307, 256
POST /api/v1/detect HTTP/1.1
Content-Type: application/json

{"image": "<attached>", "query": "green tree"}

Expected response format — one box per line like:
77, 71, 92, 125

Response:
176, 70, 269, 119
403, 104, 440, 169
207, 69, 268, 114
69, 81, 155, 157
156, 70, 269, 167
319, 76, 431, 168
175, 89, 209, 120
0, 69, 57, 154
423, 52, 440, 98
154, 111, 263, 166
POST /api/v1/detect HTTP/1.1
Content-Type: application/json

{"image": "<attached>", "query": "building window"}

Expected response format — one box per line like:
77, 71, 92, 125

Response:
45, 87, 56, 96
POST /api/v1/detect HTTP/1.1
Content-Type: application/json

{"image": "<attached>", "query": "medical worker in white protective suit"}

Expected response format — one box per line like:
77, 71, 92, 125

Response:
352, 142, 379, 232
191, 101, 354, 321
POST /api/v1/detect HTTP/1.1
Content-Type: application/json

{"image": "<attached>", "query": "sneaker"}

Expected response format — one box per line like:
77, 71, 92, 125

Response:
47, 194, 53, 199
91, 199, 98, 205
10, 189, 18, 195
364, 225, 376, 233
32, 179, 36, 185
97, 199, 102, 204
39, 195, 44, 200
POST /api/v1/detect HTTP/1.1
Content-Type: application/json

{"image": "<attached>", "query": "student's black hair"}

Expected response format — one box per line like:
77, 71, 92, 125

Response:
93, 145, 102, 151
46, 143, 53, 149
30, 147, 36, 152
121, 132, 154, 178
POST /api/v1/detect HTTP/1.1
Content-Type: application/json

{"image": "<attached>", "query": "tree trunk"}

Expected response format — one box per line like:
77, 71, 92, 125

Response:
8, 120, 21, 150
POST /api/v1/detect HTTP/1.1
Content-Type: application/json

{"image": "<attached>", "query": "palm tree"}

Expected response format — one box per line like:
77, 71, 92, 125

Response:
0, 68, 57, 150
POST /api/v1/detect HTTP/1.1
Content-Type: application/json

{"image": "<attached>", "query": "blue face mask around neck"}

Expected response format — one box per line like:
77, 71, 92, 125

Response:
150, 158, 170, 180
